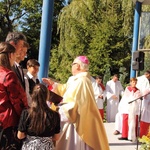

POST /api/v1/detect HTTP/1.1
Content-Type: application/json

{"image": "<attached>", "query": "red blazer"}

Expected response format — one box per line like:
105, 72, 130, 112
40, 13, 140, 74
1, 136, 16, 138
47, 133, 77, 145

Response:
0, 66, 28, 129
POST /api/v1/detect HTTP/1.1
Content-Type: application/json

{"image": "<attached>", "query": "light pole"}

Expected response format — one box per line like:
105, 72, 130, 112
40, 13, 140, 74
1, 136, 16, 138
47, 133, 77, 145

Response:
38, 0, 54, 81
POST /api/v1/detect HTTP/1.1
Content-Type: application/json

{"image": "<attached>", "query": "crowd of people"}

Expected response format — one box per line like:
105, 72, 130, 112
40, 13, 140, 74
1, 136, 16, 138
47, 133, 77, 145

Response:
93, 70, 150, 143
42, 56, 109, 150
94, 72, 150, 142
0, 32, 110, 150
0, 31, 150, 150
113, 71, 150, 142
0, 32, 61, 150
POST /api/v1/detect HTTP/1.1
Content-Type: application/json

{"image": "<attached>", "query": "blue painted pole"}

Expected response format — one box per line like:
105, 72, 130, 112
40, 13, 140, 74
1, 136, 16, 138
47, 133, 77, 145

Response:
38, 0, 54, 81
130, 1, 142, 78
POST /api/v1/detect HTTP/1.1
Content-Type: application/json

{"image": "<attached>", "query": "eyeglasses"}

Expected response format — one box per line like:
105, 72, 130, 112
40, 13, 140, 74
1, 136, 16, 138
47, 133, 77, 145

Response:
71, 63, 78, 66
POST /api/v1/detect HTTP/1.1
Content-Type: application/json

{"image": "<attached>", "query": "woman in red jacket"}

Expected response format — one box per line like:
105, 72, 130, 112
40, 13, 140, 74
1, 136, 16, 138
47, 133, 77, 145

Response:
0, 42, 28, 150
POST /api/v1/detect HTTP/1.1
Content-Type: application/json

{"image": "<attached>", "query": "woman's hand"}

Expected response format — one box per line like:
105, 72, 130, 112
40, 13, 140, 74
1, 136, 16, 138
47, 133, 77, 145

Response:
98, 95, 103, 99
17, 131, 26, 140
112, 95, 118, 100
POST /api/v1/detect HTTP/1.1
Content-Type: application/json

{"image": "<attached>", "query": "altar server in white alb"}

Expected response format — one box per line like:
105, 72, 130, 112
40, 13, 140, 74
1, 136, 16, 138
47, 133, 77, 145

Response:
136, 70, 150, 137
118, 78, 141, 142
106, 74, 124, 122
95, 76, 105, 120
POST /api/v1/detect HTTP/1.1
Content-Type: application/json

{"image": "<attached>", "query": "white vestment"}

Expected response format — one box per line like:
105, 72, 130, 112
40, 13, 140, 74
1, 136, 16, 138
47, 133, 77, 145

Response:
136, 75, 150, 123
118, 86, 141, 141
115, 112, 122, 133
106, 80, 124, 122
95, 84, 105, 109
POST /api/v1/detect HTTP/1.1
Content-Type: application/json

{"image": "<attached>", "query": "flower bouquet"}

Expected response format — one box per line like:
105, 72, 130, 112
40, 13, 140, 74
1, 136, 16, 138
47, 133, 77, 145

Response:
139, 127, 150, 150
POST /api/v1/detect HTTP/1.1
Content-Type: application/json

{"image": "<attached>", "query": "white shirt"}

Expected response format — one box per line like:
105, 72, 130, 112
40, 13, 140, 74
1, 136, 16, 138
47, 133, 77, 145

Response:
24, 72, 39, 106
136, 75, 150, 122
94, 82, 105, 109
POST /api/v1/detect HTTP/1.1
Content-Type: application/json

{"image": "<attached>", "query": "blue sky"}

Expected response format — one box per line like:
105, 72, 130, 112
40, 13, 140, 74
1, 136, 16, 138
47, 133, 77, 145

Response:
64, 0, 69, 5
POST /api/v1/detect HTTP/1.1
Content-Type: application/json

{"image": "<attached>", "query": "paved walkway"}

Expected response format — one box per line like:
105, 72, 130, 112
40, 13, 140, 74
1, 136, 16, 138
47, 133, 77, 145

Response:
104, 123, 140, 150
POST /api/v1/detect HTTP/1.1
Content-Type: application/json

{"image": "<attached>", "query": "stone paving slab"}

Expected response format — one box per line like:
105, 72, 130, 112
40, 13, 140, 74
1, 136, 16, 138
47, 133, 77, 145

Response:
104, 123, 141, 150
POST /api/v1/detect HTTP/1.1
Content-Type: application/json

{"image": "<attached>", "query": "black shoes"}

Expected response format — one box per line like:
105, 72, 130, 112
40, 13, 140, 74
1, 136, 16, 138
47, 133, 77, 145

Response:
128, 139, 132, 142
118, 137, 132, 141
118, 137, 128, 140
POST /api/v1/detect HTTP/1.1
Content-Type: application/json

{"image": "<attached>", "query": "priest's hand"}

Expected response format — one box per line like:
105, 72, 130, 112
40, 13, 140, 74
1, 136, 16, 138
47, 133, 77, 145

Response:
98, 95, 103, 99
42, 78, 54, 85
112, 95, 118, 100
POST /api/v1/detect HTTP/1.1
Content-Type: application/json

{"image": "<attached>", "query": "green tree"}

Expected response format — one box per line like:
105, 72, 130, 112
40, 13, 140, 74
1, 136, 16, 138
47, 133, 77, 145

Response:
0, 0, 64, 68
0, 0, 26, 40
21, 0, 64, 61
99, 0, 134, 82
49, 0, 134, 83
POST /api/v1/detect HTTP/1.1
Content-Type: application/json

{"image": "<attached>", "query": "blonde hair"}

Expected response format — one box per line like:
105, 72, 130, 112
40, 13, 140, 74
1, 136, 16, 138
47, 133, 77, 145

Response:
130, 77, 137, 82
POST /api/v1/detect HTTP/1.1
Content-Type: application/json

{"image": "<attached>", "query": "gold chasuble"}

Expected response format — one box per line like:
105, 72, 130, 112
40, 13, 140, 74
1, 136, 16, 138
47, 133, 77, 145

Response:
54, 72, 109, 150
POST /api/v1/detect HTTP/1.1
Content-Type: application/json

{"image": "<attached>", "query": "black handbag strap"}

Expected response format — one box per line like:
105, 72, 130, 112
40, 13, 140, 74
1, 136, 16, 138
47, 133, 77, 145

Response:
0, 126, 4, 146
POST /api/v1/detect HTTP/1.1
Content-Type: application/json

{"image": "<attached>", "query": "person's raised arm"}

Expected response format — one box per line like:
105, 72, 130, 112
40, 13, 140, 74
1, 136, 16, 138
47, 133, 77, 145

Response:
42, 78, 54, 85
